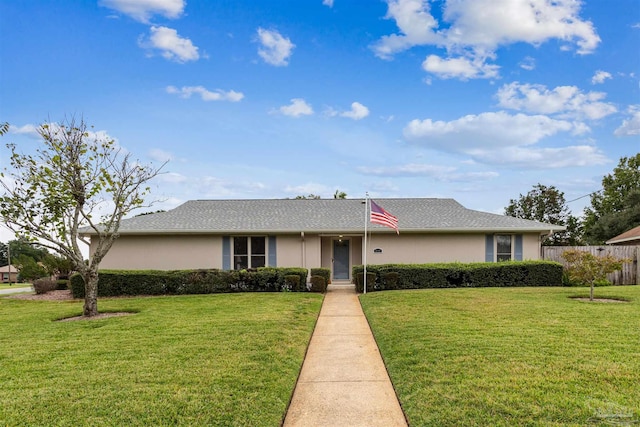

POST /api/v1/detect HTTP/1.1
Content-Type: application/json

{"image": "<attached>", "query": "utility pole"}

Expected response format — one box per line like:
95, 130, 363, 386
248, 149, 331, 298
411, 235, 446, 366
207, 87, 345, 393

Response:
7, 242, 12, 286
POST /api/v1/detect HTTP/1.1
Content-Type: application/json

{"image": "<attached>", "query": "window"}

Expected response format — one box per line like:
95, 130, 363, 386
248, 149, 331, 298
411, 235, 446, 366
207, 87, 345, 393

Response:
496, 235, 512, 262
233, 236, 266, 269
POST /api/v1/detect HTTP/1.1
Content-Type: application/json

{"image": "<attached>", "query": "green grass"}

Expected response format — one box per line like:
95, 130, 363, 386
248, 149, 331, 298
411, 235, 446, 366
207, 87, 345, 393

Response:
0, 293, 322, 426
361, 286, 640, 427
0, 283, 31, 290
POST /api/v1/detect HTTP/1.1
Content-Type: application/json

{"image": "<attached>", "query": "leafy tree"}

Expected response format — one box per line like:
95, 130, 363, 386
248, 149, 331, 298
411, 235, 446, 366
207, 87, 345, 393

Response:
505, 184, 581, 245
295, 194, 321, 199
583, 154, 640, 244
42, 254, 74, 279
0, 242, 7, 266
7, 238, 49, 262
333, 190, 347, 199
561, 249, 629, 301
13, 254, 48, 281
0, 118, 163, 316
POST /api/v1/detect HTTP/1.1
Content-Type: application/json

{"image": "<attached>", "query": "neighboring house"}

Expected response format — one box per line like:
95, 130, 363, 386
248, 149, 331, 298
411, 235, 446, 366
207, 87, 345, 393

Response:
82, 199, 564, 282
606, 225, 640, 246
0, 265, 19, 283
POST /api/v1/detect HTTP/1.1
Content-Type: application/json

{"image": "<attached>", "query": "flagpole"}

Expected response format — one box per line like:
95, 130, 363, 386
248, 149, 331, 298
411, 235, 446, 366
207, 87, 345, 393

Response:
363, 192, 369, 294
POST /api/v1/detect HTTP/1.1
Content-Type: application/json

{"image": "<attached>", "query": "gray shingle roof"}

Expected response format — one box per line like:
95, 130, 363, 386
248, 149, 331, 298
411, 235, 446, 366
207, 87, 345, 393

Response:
87, 198, 565, 235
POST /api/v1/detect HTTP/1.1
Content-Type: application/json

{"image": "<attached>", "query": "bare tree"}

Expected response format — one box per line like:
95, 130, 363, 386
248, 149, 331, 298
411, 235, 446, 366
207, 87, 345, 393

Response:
0, 118, 164, 316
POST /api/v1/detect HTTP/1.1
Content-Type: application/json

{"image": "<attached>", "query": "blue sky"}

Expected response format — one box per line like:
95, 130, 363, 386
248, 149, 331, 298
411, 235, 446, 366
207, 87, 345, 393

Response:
1, 0, 639, 241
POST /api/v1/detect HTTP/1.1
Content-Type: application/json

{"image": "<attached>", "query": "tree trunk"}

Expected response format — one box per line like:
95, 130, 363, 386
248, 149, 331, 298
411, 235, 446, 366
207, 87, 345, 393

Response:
83, 270, 99, 317
590, 281, 594, 301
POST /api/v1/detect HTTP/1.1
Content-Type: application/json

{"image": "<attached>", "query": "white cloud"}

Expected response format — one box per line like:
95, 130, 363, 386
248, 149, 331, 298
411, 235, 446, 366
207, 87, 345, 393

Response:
340, 102, 370, 120
405, 111, 583, 148
614, 106, 640, 136
256, 28, 295, 66
148, 148, 174, 162
9, 124, 39, 137
591, 70, 612, 84
284, 183, 332, 197
373, 0, 600, 80
166, 85, 244, 102
323, 0, 334, 7
496, 82, 617, 120
200, 176, 267, 198
358, 163, 456, 176
519, 56, 536, 71
100, 0, 185, 23
156, 172, 186, 183
472, 145, 608, 168
139, 26, 199, 63
371, 0, 441, 59
357, 163, 499, 182
441, 0, 600, 54
278, 98, 314, 117
403, 111, 605, 168
422, 54, 499, 80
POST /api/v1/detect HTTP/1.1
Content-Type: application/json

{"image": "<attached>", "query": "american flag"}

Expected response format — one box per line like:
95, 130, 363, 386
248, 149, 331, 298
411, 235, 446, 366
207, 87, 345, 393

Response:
370, 200, 399, 234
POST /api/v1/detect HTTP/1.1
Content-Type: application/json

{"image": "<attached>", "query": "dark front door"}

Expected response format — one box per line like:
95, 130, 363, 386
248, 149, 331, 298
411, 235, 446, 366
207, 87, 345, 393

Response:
333, 239, 350, 280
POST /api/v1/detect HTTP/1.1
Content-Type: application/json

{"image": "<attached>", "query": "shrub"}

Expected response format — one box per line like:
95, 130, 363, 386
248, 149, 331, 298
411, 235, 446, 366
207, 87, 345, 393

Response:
283, 275, 301, 292
69, 267, 314, 298
309, 275, 327, 293
33, 278, 57, 295
310, 268, 331, 285
56, 279, 69, 290
355, 272, 377, 293
353, 261, 563, 292
382, 272, 400, 290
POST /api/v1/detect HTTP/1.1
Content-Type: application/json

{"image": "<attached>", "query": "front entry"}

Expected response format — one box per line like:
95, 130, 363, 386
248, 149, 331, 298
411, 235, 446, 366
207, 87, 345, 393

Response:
333, 239, 350, 280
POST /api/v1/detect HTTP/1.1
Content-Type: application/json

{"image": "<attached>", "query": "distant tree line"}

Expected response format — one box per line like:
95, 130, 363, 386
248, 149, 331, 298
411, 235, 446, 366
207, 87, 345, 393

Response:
505, 153, 640, 245
0, 238, 73, 281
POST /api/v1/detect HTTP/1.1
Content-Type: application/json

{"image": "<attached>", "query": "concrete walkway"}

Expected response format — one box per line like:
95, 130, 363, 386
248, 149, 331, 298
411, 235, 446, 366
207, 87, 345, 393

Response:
0, 286, 33, 295
283, 284, 407, 427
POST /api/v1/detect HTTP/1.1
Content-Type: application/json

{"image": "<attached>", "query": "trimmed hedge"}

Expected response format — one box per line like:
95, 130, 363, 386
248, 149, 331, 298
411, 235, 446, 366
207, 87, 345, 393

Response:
352, 261, 563, 292
70, 267, 310, 298
310, 268, 331, 285
309, 275, 327, 293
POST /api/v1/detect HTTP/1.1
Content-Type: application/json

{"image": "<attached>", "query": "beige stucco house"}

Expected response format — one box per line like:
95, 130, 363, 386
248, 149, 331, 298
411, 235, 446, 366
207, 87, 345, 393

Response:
0, 265, 19, 283
83, 198, 564, 282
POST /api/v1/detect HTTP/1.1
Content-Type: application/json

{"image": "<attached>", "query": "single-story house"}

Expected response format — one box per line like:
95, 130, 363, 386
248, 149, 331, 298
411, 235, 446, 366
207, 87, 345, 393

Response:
83, 198, 564, 282
0, 265, 19, 283
606, 225, 640, 246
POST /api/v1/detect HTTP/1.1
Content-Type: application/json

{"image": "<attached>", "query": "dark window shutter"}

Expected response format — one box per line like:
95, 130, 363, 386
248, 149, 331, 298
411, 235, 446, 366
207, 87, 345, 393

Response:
514, 234, 523, 261
222, 236, 231, 270
268, 236, 277, 267
485, 235, 494, 262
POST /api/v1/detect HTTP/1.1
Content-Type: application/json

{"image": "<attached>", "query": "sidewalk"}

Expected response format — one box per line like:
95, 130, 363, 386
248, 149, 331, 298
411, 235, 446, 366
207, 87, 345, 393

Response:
0, 286, 33, 295
283, 284, 407, 427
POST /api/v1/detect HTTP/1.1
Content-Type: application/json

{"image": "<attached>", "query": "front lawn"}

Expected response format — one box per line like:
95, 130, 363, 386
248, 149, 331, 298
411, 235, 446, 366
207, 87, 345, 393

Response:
0, 293, 322, 426
361, 286, 640, 427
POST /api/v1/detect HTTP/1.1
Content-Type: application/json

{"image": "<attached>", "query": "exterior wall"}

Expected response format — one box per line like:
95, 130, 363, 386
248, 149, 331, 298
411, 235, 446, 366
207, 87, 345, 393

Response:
1, 270, 19, 283
94, 232, 544, 271
94, 235, 222, 270
522, 234, 541, 260
364, 233, 542, 264
366, 233, 485, 264
275, 234, 321, 270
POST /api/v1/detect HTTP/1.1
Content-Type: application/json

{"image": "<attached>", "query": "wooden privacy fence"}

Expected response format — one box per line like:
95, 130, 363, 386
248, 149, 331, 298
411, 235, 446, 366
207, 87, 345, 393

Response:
542, 246, 640, 285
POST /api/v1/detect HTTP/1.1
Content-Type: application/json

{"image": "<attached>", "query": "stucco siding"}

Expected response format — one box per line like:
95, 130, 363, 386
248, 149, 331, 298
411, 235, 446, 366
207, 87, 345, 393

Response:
95, 235, 222, 270
523, 234, 541, 260
364, 233, 485, 264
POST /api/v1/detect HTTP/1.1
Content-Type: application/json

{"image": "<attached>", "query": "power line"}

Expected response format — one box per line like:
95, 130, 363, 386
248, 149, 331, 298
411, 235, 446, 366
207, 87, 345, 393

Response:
566, 189, 602, 204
